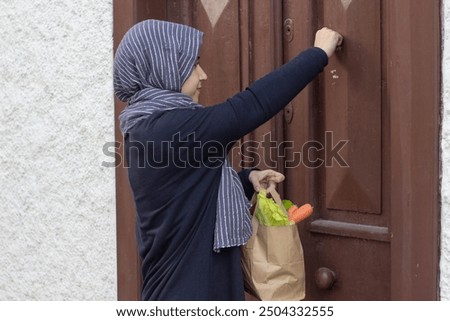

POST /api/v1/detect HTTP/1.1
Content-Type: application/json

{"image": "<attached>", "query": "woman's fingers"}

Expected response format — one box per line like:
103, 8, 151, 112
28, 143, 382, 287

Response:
314, 27, 344, 58
249, 170, 285, 192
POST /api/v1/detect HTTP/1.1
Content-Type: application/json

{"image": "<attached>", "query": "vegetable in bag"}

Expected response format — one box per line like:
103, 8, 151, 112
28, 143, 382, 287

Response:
255, 189, 313, 226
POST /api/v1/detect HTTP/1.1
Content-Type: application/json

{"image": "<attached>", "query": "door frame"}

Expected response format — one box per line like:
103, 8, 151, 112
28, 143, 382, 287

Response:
113, 0, 441, 300
385, 0, 441, 300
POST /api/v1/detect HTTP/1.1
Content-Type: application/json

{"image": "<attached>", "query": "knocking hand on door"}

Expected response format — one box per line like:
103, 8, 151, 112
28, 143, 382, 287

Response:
314, 27, 343, 58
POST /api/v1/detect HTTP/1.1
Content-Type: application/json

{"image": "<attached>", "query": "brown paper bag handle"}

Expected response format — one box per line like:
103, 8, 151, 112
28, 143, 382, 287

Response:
266, 185, 289, 218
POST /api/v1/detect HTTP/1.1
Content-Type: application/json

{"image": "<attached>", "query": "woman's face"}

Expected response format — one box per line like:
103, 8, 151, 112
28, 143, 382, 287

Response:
181, 63, 207, 103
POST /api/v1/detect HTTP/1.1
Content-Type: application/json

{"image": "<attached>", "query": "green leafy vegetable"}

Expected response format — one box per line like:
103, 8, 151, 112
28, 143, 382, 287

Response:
255, 190, 294, 226
282, 199, 294, 211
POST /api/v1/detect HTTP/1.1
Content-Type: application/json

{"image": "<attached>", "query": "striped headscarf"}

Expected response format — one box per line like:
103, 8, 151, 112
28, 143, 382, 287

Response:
114, 20, 252, 252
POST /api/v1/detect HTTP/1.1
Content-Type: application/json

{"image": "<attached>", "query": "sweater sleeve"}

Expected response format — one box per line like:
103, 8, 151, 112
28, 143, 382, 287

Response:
197, 47, 328, 145
238, 168, 258, 200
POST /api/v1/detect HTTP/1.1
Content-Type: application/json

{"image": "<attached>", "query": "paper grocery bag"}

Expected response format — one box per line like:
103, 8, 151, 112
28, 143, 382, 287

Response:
241, 207, 306, 301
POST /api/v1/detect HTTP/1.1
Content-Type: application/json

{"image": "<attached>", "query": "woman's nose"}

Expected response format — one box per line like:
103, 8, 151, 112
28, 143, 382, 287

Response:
198, 65, 207, 80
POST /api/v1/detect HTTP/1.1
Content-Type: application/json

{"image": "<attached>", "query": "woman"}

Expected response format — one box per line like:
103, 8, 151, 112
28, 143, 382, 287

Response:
114, 19, 342, 300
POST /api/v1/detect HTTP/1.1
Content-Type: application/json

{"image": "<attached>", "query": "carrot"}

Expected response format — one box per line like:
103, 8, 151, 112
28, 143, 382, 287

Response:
288, 203, 313, 223
287, 205, 298, 216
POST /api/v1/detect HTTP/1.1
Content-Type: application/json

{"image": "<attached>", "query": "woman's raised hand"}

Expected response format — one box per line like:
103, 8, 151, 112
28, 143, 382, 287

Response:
314, 27, 343, 58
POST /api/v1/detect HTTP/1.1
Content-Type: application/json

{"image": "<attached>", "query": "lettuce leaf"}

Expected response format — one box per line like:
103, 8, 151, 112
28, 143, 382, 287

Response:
255, 190, 294, 226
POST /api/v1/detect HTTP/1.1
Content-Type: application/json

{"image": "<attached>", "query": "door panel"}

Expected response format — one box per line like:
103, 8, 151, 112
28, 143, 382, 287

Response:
284, 0, 388, 300
320, 0, 382, 214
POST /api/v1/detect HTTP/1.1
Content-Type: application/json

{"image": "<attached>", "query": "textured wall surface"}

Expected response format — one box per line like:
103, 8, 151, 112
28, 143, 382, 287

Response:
0, 0, 116, 300
441, 0, 450, 301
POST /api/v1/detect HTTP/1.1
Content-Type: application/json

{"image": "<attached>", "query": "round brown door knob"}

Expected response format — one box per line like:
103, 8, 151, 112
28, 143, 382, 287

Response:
315, 267, 337, 290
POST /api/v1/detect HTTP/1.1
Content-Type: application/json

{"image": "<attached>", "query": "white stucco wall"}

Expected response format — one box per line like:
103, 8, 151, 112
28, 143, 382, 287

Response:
441, 0, 450, 301
0, 0, 116, 300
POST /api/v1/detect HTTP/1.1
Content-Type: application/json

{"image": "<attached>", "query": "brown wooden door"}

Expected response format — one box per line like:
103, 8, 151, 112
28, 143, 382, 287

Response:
284, 0, 389, 300
282, 0, 440, 300
114, 0, 440, 300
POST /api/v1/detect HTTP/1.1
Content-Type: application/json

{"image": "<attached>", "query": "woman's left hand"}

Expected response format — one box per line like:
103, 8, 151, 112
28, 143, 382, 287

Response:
248, 169, 285, 192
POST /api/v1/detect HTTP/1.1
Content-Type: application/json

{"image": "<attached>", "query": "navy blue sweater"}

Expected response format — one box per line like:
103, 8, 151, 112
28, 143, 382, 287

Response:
125, 47, 328, 300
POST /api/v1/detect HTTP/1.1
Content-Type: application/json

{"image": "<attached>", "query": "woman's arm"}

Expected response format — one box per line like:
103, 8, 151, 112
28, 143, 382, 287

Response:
178, 28, 342, 149
199, 47, 328, 144
238, 169, 257, 200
